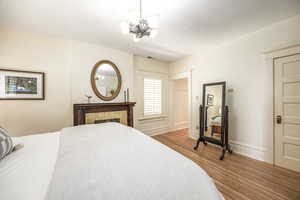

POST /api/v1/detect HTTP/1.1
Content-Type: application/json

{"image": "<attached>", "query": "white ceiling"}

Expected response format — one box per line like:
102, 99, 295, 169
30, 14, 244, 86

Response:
0, 0, 300, 62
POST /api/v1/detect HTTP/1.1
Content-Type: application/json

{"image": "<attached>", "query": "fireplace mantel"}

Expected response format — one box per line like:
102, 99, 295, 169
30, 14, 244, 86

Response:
73, 102, 136, 127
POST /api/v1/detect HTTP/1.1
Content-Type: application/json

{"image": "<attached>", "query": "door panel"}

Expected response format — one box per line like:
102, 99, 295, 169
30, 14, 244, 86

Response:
284, 143, 300, 160
284, 124, 300, 138
284, 103, 300, 116
274, 54, 300, 172
283, 60, 300, 76
284, 82, 300, 96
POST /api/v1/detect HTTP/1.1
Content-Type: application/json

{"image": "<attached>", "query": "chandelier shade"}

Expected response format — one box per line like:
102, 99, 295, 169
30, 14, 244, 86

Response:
120, 0, 159, 42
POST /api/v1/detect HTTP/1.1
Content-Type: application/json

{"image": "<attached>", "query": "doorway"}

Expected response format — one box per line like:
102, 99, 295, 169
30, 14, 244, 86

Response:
274, 53, 300, 172
173, 78, 188, 133
168, 70, 195, 139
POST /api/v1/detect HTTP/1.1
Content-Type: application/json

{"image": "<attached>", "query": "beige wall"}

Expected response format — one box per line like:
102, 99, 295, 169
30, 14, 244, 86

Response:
0, 27, 134, 136
169, 15, 300, 162
0, 28, 72, 136
71, 41, 133, 104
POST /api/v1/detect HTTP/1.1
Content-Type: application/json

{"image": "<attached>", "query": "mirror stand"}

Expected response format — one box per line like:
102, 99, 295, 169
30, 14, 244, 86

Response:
194, 105, 232, 160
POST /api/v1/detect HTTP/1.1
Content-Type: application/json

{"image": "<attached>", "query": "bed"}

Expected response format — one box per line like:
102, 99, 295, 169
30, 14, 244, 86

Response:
0, 123, 224, 200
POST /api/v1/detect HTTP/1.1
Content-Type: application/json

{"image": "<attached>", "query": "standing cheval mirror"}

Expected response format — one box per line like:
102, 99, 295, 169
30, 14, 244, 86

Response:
194, 81, 232, 160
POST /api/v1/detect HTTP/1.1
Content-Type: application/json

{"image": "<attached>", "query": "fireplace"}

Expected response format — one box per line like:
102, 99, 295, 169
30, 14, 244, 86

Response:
85, 110, 127, 125
95, 118, 120, 124
73, 102, 136, 127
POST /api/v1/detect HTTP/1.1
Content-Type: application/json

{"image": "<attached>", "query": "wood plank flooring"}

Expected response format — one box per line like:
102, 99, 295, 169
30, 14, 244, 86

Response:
152, 129, 300, 200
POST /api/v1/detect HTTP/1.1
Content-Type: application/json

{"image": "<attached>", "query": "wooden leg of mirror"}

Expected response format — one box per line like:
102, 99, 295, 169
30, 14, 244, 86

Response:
219, 144, 233, 160
227, 144, 233, 154
219, 148, 226, 160
194, 138, 202, 150
194, 137, 208, 150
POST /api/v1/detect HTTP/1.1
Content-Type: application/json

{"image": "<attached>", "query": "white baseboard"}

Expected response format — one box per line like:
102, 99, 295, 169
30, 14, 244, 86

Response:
143, 126, 268, 162
169, 127, 188, 132
229, 140, 266, 162
169, 121, 189, 132
189, 137, 267, 162
189, 134, 198, 140
139, 126, 169, 136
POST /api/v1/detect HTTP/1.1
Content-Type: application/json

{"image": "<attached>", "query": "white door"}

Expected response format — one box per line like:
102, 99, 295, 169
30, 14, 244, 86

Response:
274, 53, 300, 172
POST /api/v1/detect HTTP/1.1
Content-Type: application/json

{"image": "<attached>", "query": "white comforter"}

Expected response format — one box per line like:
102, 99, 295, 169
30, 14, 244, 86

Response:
0, 123, 223, 200
0, 132, 59, 200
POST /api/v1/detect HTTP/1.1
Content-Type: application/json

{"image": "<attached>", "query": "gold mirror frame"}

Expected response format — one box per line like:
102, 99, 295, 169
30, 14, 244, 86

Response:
91, 60, 122, 101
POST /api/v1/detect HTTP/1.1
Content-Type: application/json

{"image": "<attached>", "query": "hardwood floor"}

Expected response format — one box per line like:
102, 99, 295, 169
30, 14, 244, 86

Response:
152, 129, 300, 200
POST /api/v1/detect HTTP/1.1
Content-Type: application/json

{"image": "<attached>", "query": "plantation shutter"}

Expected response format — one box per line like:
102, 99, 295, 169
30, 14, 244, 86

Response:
144, 78, 162, 115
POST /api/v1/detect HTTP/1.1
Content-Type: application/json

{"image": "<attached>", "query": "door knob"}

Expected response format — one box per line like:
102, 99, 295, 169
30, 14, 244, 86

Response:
276, 115, 282, 124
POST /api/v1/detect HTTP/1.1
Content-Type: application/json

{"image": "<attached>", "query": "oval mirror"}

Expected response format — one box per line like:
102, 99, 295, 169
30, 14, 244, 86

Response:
91, 60, 122, 101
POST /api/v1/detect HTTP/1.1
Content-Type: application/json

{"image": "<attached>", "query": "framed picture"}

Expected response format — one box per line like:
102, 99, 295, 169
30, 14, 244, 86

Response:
0, 69, 45, 100
207, 94, 214, 106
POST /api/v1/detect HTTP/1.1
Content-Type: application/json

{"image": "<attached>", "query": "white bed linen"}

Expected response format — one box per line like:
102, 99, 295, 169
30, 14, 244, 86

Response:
210, 116, 222, 126
0, 124, 224, 200
47, 123, 223, 200
0, 132, 59, 200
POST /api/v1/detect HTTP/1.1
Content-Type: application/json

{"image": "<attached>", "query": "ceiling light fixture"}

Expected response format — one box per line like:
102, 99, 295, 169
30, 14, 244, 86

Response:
120, 0, 159, 42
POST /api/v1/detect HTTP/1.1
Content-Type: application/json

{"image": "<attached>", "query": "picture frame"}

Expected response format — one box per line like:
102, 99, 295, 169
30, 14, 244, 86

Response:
207, 94, 214, 106
0, 69, 45, 100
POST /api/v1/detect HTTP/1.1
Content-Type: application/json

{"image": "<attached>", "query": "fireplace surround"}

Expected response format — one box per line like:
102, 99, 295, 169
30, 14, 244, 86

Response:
73, 102, 136, 127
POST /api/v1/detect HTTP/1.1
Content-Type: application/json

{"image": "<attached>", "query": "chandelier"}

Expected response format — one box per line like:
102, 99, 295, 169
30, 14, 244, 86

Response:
120, 0, 159, 42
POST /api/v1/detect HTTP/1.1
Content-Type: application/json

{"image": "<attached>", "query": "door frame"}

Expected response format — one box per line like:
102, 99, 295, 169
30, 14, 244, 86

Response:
265, 44, 300, 164
169, 71, 193, 138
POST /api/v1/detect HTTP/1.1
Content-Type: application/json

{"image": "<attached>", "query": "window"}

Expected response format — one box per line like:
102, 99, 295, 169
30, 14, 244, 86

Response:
144, 78, 162, 116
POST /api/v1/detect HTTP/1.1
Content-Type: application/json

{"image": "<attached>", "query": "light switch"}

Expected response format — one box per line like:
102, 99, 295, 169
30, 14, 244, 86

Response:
228, 88, 234, 93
